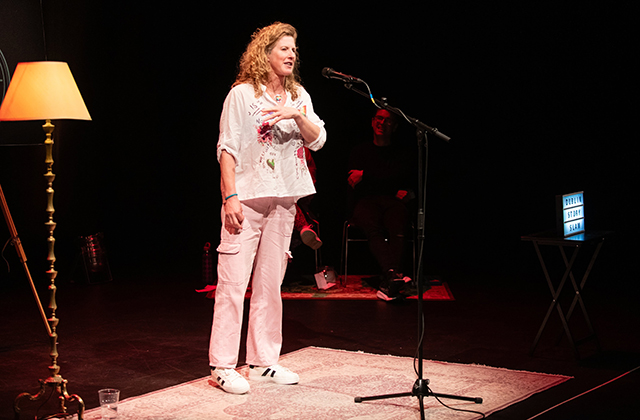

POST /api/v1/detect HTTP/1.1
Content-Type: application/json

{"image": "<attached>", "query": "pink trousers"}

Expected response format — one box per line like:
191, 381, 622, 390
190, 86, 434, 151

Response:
208, 197, 296, 368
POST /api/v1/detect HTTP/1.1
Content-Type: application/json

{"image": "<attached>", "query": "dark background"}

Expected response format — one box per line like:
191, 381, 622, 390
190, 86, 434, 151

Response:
1, 2, 635, 284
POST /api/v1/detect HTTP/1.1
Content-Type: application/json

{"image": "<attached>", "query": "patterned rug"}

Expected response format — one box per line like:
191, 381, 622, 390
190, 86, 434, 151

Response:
198, 275, 454, 301
80, 347, 571, 420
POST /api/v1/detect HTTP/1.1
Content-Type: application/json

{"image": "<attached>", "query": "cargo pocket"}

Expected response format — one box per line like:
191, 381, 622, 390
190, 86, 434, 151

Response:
216, 242, 243, 285
216, 242, 241, 255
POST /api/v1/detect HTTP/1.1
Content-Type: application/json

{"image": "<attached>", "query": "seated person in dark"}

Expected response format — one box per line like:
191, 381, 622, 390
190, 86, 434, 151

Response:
347, 108, 416, 300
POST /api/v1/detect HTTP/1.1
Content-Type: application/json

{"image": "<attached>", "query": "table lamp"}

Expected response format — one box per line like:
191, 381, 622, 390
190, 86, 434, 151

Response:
0, 61, 91, 419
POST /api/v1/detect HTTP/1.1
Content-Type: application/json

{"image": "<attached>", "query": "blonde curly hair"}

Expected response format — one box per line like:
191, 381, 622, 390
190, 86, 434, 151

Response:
233, 22, 302, 101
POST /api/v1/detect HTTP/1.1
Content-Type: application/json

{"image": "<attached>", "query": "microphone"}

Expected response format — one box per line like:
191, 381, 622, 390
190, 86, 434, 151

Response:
321, 67, 363, 83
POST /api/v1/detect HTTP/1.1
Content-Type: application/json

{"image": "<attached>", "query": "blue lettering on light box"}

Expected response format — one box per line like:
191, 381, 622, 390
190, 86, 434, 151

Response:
563, 218, 585, 236
562, 192, 584, 210
561, 191, 585, 237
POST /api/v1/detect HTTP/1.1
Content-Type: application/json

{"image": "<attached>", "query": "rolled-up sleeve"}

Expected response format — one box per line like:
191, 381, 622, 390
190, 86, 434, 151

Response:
217, 88, 244, 162
300, 89, 326, 151
306, 124, 326, 151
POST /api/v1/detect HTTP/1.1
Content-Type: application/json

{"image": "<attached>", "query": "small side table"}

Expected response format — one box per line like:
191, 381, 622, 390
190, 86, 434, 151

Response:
521, 230, 611, 358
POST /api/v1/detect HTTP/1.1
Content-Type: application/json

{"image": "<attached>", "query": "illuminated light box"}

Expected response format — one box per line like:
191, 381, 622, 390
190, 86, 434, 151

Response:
556, 191, 585, 238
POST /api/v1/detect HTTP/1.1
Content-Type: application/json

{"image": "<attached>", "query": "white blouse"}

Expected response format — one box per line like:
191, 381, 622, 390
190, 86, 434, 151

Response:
217, 83, 326, 202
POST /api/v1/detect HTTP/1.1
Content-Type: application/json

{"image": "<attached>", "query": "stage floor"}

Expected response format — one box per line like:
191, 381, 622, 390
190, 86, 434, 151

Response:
1, 260, 639, 419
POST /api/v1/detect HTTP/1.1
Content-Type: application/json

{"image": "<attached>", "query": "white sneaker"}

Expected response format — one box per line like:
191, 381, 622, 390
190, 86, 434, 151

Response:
212, 368, 250, 394
249, 364, 299, 385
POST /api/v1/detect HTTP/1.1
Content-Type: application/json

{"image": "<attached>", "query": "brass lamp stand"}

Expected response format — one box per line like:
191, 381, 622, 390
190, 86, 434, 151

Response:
0, 62, 91, 420
1, 122, 85, 420
2, 175, 85, 420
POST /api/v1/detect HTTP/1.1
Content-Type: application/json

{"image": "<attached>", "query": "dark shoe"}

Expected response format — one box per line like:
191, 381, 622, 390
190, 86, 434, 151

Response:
376, 289, 400, 301
377, 270, 409, 301
300, 226, 322, 250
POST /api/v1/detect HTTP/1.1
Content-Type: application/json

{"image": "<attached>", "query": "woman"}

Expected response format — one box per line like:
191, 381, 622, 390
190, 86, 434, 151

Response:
209, 22, 326, 394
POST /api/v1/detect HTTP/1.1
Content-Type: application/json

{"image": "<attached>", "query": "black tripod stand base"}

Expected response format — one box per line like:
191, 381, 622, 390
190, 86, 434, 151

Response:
354, 379, 483, 404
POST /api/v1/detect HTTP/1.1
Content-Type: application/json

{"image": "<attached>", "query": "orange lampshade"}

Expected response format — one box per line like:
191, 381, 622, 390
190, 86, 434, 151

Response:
0, 61, 91, 121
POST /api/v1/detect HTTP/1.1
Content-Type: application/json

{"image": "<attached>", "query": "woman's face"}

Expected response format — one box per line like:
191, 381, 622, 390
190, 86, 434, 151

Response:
267, 36, 297, 78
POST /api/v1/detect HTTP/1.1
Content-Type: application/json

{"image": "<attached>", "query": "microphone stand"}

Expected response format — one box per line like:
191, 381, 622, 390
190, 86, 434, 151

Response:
340, 83, 483, 418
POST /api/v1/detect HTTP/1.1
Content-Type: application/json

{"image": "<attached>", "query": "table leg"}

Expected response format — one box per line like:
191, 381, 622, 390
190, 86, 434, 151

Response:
556, 241, 603, 353
530, 242, 579, 357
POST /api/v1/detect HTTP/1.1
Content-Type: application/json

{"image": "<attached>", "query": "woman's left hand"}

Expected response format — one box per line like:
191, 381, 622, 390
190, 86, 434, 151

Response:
262, 106, 301, 126
261, 104, 320, 144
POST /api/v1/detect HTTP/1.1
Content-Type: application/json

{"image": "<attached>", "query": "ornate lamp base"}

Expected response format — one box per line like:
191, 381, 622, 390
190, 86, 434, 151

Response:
14, 375, 84, 420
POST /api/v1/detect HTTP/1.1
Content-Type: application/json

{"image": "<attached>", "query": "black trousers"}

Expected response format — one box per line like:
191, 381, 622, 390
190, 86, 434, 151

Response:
351, 195, 408, 274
